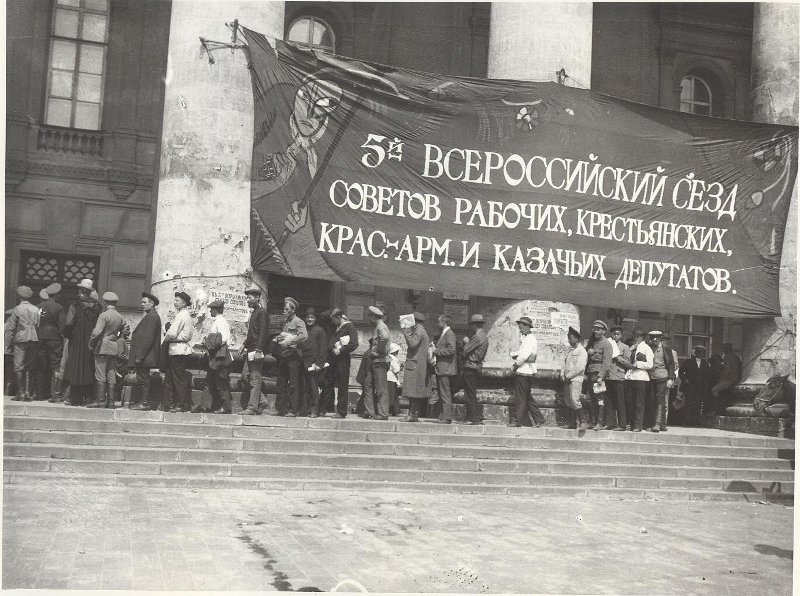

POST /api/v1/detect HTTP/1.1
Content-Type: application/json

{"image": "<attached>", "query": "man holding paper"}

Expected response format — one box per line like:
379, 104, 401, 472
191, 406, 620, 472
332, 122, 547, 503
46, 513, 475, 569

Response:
399, 312, 431, 422
510, 316, 545, 427
275, 297, 308, 417
322, 308, 359, 418
300, 307, 327, 417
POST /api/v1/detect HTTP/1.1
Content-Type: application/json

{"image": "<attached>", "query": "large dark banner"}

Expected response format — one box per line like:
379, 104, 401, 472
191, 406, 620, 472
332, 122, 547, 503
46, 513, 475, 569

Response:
242, 28, 798, 317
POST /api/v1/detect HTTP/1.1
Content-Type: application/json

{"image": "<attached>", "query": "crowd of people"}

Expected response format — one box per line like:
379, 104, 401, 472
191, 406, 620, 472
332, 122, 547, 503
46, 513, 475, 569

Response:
4, 282, 743, 430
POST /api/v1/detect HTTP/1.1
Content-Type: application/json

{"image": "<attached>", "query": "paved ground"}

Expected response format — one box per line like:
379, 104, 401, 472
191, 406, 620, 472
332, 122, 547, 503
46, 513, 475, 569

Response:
2, 484, 794, 594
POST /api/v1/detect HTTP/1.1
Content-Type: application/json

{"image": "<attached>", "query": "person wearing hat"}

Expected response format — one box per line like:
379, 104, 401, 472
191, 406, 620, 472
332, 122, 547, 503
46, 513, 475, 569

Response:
399, 312, 432, 422
429, 314, 458, 424
646, 330, 675, 432
321, 308, 359, 418
557, 327, 588, 429
461, 314, 489, 425
584, 320, 619, 430
626, 328, 653, 431
509, 316, 545, 427
606, 325, 632, 431
85, 291, 125, 408
678, 345, 710, 427
126, 292, 162, 410
202, 299, 233, 414
273, 296, 308, 417
300, 307, 327, 417
62, 280, 102, 405
36, 283, 66, 402
161, 291, 194, 413
361, 306, 391, 420
709, 342, 742, 417
5, 286, 41, 401
239, 286, 270, 415
386, 342, 403, 416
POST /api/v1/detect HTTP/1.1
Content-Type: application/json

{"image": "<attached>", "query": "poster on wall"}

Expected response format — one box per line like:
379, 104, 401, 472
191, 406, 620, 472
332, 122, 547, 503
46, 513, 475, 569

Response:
243, 28, 798, 317
209, 290, 250, 323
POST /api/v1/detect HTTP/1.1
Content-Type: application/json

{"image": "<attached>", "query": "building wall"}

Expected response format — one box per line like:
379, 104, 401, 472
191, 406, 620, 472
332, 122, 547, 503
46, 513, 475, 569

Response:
5, 0, 171, 318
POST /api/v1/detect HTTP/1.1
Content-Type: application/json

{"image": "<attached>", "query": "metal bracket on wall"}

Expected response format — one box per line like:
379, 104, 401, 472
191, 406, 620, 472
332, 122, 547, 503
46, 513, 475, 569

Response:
199, 19, 246, 65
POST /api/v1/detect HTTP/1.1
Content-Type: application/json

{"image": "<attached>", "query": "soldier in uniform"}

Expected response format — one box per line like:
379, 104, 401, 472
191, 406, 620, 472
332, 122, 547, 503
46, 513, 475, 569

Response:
37, 283, 65, 402
87, 291, 125, 408
5, 286, 40, 401
322, 308, 359, 418
275, 296, 307, 417
362, 306, 390, 420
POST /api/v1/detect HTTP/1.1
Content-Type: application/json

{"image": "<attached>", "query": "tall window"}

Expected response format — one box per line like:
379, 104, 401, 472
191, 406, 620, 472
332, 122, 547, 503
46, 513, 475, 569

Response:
287, 16, 335, 53
680, 75, 713, 116
45, 0, 109, 130
670, 314, 713, 360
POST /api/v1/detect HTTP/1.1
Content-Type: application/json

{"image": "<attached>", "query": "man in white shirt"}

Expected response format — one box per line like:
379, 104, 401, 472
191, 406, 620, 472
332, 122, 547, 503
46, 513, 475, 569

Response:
510, 316, 545, 428
205, 300, 233, 414
162, 291, 194, 413
626, 328, 653, 431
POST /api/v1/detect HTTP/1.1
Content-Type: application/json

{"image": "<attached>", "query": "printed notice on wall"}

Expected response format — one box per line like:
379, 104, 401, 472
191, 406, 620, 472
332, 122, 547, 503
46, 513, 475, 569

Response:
209, 290, 250, 323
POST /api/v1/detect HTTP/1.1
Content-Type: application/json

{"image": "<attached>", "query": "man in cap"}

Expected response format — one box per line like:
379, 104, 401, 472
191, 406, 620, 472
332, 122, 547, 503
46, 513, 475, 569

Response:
240, 286, 270, 415
362, 305, 391, 420
399, 312, 432, 422
626, 328, 653, 431
86, 291, 125, 408
606, 325, 632, 431
161, 291, 194, 412
202, 299, 233, 414
128, 292, 162, 410
461, 314, 489, 425
678, 345, 710, 426
274, 296, 308, 416
558, 327, 588, 429
37, 283, 66, 402
321, 308, 359, 418
510, 316, 545, 427
709, 342, 742, 417
5, 286, 41, 401
584, 320, 619, 430
300, 307, 327, 417
429, 314, 457, 424
646, 330, 675, 432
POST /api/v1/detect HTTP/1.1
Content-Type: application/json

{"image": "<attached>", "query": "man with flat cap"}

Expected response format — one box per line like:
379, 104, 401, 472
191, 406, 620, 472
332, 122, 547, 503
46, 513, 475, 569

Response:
5, 286, 40, 401
321, 308, 359, 418
240, 286, 270, 415
678, 345, 710, 426
161, 291, 194, 412
128, 292, 162, 410
709, 342, 741, 417
300, 307, 327, 417
510, 316, 545, 427
203, 299, 233, 414
626, 328, 653, 432
37, 283, 66, 402
399, 312, 432, 422
646, 330, 675, 432
461, 314, 489, 425
584, 320, 619, 430
429, 314, 457, 424
274, 296, 308, 416
362, 305, 391, 419
87, 291, 125, 408
606, 325, 632, 431
558, 327, 588, 429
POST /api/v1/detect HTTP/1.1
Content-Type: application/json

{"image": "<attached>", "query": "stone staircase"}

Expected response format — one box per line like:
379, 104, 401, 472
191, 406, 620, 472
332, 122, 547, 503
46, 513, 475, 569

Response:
3, 401, 795, 502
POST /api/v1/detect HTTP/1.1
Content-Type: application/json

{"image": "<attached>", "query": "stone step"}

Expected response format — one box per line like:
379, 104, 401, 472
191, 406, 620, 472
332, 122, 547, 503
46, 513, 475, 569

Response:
3, 457, 793, 494
4, 443, 794, 481
3, 472, 792, 503
4, 403, 795, 449
4, 429, 793, 470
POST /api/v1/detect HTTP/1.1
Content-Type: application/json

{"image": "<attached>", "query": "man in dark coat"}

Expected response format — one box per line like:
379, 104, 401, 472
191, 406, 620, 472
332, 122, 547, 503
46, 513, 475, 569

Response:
677, 345, 710, 426
38, 283, 66, 402
300, 307, 327, 417
241, 286, 270, 415
400, 312, 432, 422
431, 314, 457, 424
62, 279, 101, 406
321, 308, 359, 418
461, 314, 489, 425
709, 342, 742, 416
128, 292, 162, 410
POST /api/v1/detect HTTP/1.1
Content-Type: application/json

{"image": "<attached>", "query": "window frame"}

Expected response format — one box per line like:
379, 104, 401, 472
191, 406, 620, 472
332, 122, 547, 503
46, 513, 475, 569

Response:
286, 15, 336, 54
680, 74, 713, 116
44, 0, 109, 131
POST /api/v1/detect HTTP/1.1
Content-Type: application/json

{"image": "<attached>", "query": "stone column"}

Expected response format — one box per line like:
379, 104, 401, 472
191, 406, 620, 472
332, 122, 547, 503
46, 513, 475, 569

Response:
150, 0, 284, 347
740, 3, 798, 384
488, 2, 593, 85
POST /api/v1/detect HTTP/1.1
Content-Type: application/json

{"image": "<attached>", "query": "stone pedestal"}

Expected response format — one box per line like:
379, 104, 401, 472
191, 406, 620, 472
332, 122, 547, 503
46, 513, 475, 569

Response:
150, 1, 284, 348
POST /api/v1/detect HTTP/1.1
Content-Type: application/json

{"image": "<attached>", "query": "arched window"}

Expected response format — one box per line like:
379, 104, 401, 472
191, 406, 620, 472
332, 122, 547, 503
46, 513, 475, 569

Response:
680, 75, 713, 116
287, 16, 335, 53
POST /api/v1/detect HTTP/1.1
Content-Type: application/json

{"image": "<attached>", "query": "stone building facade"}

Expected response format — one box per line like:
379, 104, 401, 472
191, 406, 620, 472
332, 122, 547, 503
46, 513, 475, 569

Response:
6, 2, 797, 394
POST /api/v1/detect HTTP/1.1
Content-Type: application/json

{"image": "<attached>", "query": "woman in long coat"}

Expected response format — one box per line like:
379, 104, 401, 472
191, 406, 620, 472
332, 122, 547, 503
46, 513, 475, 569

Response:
399, 312, 432, 422
63, 285, 101, 405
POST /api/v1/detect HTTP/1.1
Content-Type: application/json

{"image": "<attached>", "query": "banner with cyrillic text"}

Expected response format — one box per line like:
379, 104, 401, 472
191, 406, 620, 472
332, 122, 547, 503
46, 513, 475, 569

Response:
243, 28, 798, 317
